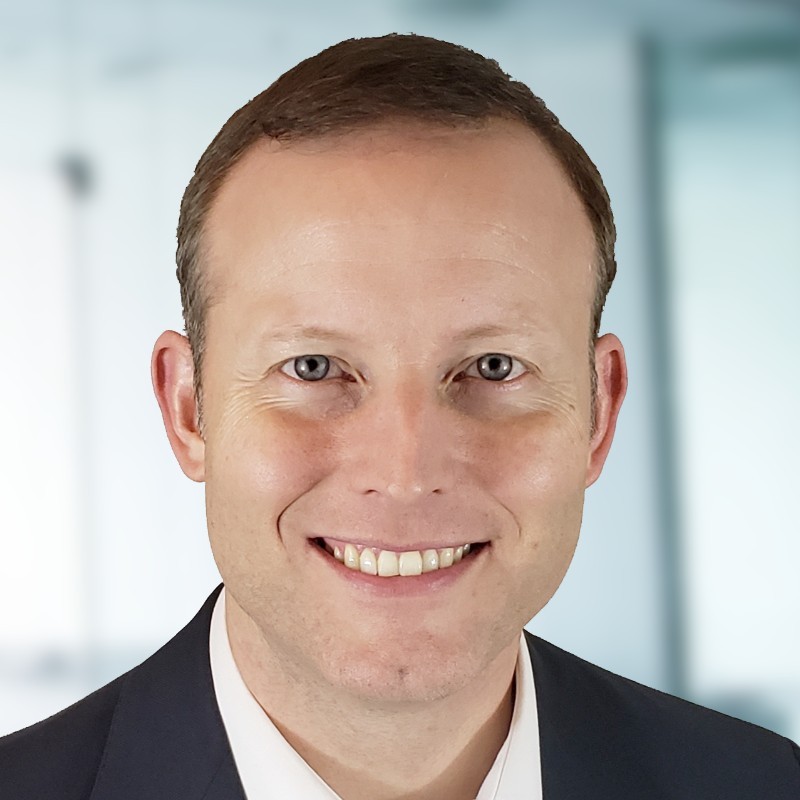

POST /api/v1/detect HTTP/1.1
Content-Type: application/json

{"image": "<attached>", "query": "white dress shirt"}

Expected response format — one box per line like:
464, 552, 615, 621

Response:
209, 586, 542, 799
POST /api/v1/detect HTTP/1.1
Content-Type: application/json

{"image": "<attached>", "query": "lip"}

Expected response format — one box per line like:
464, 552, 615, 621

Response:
307, 538, 490, 599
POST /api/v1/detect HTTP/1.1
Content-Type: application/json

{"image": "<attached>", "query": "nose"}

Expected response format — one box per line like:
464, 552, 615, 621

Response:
347, 376, 460, 502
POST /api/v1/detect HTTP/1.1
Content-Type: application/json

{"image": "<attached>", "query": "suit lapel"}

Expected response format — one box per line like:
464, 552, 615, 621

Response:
526, 630, 648, 800
89, 583, 246, 800
527, 629, 607, 799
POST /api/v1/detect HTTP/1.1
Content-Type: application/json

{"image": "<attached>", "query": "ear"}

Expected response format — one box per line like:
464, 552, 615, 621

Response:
151, 330, 205, 482
586, 333, 627, 487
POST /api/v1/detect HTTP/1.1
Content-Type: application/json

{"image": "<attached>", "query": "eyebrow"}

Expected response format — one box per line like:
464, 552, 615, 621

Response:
261, 322, 537, 345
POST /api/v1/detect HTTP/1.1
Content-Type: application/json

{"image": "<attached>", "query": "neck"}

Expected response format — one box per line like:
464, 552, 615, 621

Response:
225, 596, 519, 800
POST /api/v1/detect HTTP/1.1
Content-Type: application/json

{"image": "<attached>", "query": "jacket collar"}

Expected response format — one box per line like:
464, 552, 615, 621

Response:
527, 628, 639, 799
89, 583, 246, 800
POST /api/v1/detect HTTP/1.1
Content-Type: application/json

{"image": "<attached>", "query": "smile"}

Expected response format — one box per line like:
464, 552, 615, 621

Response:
312, 537, 488, 578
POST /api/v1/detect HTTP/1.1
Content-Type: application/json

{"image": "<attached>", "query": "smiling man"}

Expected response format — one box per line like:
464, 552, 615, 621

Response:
1, 33, 799, 800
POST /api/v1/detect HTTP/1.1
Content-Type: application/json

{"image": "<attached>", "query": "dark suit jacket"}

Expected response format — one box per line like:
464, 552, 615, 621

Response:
1, 582, 798, 799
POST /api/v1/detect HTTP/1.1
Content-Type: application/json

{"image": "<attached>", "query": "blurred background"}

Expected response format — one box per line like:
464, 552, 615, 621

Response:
1, 0, 799, 742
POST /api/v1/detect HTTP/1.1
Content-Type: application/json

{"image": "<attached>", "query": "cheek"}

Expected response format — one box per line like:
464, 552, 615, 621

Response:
205, 405, 334, 542
479, 411, 587, 580
477, 410, 588, 501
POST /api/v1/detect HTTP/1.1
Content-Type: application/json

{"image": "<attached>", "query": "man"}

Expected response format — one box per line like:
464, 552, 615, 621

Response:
1, 33, 798, 800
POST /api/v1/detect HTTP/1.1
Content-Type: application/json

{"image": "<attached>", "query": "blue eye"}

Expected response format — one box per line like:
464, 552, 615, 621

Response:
475, 353, 513, 381
280, 355, 342, 382
458, 354, 527, 383
280, 353, 526, 383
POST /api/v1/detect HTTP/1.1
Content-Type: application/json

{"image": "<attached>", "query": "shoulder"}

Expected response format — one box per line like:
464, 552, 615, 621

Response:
0, 585, 225, 800
0, 672, 127, 800
525, 632, 800, 796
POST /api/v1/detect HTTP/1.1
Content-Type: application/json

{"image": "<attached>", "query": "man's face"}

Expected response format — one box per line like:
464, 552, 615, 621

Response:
195, 120, 619, 703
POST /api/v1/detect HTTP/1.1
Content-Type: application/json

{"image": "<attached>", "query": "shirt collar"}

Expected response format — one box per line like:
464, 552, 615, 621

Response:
210, 585, 541, 800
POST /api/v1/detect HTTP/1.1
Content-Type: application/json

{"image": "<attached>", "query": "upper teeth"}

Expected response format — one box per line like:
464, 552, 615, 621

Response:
327, 542, 473, 577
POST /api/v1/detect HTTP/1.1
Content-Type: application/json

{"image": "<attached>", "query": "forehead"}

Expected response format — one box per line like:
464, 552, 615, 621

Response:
203, 120, 595, 336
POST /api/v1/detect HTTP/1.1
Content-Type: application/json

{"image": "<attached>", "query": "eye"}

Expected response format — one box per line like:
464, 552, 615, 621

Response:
279, 352, 527, 384
279, 355, 346, 382
458, 353, 527, 383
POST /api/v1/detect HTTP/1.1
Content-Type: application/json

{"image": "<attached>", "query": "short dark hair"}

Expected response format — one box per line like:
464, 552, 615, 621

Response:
176, 33, 616, 433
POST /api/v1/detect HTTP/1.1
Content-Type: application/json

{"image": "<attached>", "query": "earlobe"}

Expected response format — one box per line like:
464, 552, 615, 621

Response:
586, 333, 628, 487
151, 330, 206, 482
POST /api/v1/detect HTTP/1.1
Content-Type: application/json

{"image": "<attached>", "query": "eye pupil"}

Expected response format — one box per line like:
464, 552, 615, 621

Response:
295, 355, 330, 381
477, 353, 512, 381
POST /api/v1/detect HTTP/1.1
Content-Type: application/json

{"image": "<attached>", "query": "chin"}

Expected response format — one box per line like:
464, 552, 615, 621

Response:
315, 630, 489, 705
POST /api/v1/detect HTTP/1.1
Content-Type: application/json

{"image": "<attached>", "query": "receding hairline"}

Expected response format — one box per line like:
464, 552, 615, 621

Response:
197, 115, 601, 306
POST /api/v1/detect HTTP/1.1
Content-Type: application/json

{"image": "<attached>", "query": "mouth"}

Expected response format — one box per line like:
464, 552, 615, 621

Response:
311, 536, 489, 578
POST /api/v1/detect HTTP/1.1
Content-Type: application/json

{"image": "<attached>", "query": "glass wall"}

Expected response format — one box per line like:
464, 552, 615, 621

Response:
658, 35, 800, 739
